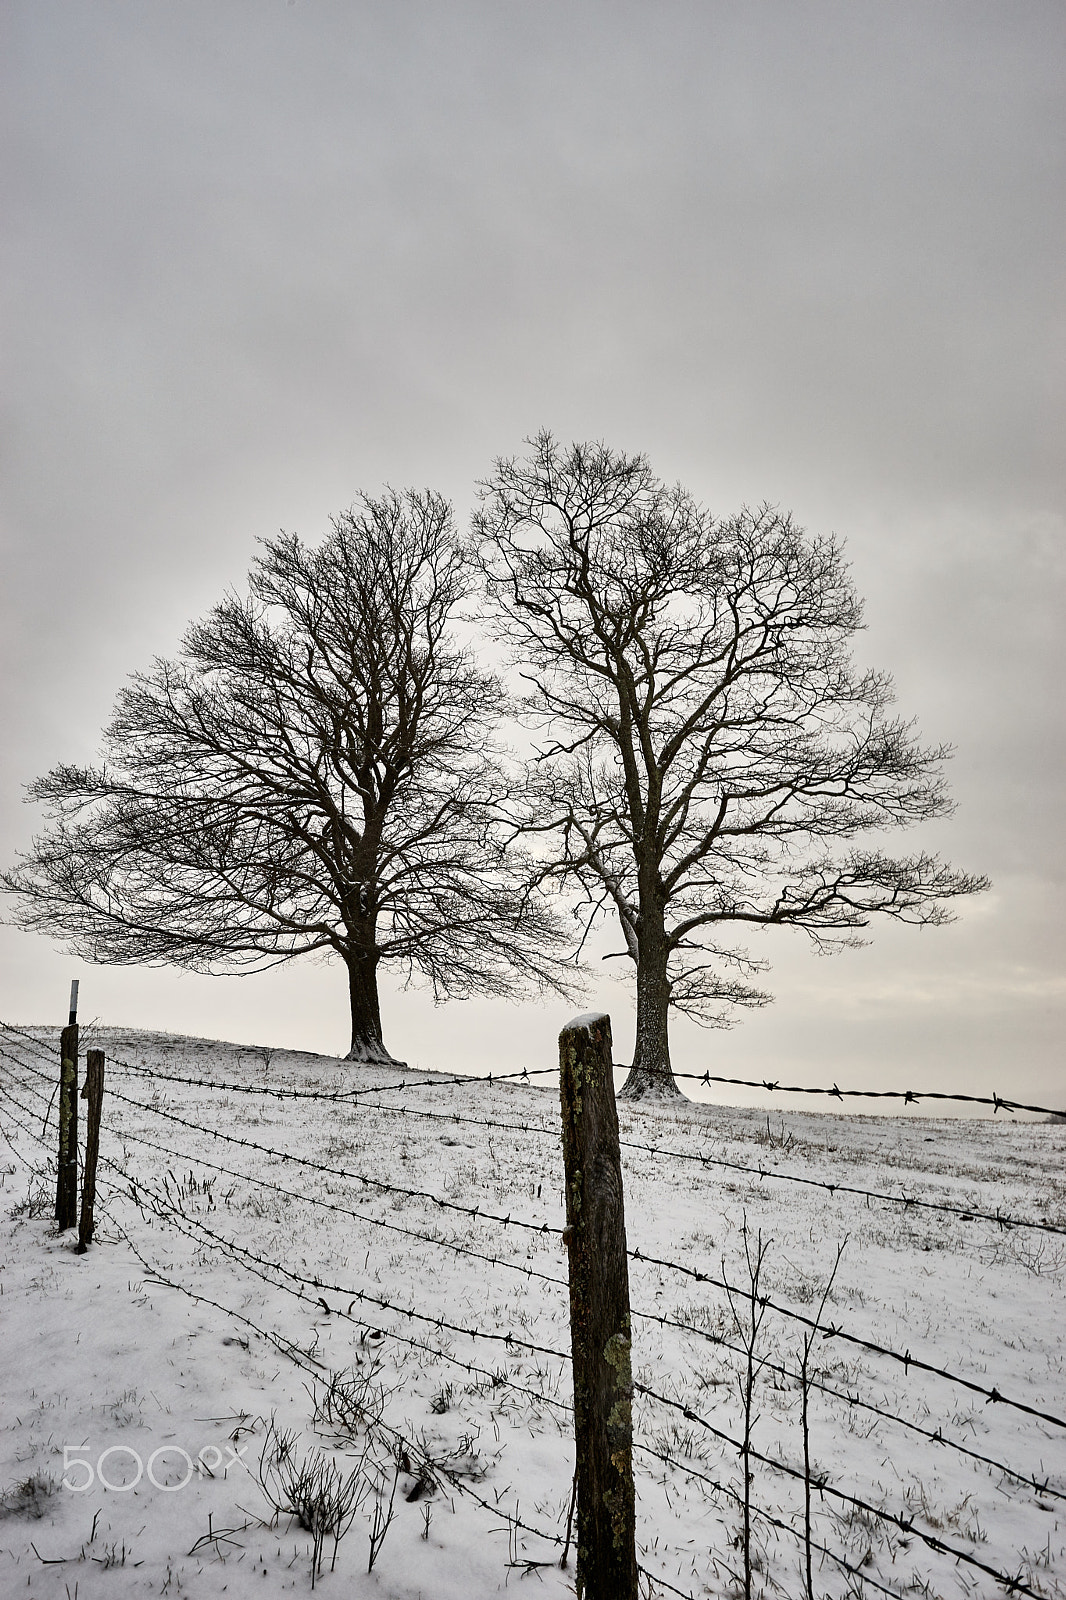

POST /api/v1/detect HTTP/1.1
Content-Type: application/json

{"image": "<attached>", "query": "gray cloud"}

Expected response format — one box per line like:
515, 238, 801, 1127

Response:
2, 0, 1062, 1102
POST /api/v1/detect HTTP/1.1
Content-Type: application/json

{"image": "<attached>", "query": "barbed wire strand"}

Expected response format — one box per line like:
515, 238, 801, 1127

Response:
103, 1050, 552, 1100
124, 1169, 1050, 1600
0, 1020, 554, 1095
103, 1215, 586, 1565
6, 1018, 1064, 1118
667, 1066, 1065, 1122
0, 1092, 1047, 1599
632, 1377, 1045, 1599
341, 1091, 1066, 1240
8, 1028, 1061, 1242
7, 1050, 1060, 1433
4, 1069, 1059, 1509
637, 1441, 913, 1600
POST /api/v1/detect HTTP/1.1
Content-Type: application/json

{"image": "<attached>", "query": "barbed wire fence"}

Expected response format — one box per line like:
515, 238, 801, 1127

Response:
1, 1015, 1064, 1599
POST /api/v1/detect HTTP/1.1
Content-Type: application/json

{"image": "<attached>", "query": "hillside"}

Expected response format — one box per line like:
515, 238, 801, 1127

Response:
2, 1023, 1064, 1598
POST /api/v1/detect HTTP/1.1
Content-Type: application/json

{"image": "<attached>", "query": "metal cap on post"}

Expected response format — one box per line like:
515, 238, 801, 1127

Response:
68, 978, 79, 1026
558, 1011, 638, 1600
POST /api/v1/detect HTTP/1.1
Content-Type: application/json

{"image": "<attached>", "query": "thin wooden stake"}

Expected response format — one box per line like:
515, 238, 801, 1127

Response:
559, 1471, 578, 1570
558, 1012, 637, 1600
77, 1050, 105, 1254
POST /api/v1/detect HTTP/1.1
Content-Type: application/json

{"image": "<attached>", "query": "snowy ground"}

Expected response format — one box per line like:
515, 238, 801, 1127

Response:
1, 1021, 1064, 1599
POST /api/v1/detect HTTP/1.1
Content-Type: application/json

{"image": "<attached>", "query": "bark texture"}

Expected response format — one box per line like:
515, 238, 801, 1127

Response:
620, 930, 681, 1100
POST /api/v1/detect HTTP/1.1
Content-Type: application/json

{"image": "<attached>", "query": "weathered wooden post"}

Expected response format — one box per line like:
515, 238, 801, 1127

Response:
55, 980, 79, 1229
558, 1011, 638, 1600
77, 1049, 105, 1254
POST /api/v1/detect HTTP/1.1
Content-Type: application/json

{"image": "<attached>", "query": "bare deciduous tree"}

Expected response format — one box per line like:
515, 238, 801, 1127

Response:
3, 491, 568, 1061
475, 433, 988, 1098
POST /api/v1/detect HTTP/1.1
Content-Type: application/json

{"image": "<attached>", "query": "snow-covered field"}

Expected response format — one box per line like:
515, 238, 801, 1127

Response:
1, 1021, 1064, 1599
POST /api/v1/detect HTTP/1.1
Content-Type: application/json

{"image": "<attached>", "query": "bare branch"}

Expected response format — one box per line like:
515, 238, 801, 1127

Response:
475, 434, 987, 1092
3, 490, 576, 1059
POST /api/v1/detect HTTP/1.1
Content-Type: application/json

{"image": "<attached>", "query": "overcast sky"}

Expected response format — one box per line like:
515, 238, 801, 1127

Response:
2, 1, 1063, 1109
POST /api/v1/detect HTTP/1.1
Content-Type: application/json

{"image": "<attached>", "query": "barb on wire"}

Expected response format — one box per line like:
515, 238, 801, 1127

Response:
102, 1046, 553, 1100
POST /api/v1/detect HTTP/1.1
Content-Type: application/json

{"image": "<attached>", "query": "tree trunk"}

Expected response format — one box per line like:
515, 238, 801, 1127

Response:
345, 947, 404, 1065
619, 920, 681, 1101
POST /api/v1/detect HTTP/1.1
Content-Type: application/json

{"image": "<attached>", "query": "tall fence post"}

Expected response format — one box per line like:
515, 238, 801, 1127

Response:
558, 1011, 638, 1600
55, 980, 79, 1229
77, 1049, 105, 1254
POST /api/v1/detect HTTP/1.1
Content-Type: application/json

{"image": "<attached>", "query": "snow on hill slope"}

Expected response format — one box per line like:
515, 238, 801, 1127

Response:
1, 1023, 1064, 1598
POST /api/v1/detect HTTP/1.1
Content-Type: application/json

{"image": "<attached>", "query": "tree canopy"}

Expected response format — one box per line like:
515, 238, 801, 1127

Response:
475, 433, 988, 1097
3, 491, 568, 1061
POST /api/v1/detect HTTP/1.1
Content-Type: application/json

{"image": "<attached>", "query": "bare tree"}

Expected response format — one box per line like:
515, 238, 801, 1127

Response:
3, 491, 568, 1062
475, 433, 988, 1098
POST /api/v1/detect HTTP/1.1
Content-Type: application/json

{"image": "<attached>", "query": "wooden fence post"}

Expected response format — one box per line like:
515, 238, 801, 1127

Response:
77, 1050, 105, 1254
55, 981, 79, 1229
558, 1012, 638, 1600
